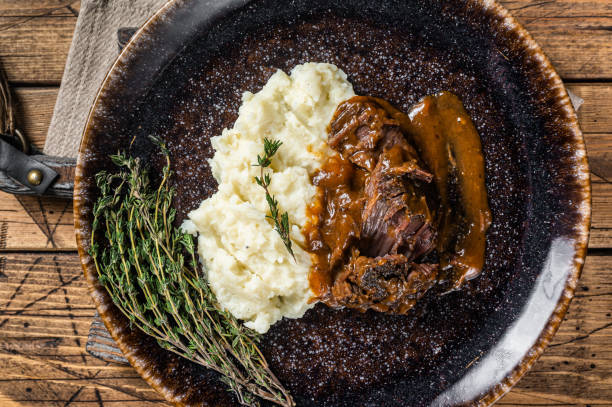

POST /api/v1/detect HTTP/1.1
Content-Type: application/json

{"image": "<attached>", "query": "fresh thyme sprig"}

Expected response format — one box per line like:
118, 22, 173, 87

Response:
254, 138, 296, 261
89, 138, 294, 407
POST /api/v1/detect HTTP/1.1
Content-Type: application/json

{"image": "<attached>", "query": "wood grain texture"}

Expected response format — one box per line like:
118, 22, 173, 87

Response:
503, 0, 612, 80
0, 0, 610, 406
0, 0, 80, 14
13, 87, 59, 151
0, 1, 79, 85
591, 183, 612, 249
499, 253, 612, 406
0, 253, 168, 407
566, 84, 612, 135
0, 192, 75, 251
0, 253, 609, 406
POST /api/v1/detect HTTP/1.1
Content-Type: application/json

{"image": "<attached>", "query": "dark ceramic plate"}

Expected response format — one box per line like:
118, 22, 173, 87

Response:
74, 0, 591, 405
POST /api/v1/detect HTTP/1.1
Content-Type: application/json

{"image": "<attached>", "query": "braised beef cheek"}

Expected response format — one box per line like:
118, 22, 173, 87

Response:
304, 93, 491, 313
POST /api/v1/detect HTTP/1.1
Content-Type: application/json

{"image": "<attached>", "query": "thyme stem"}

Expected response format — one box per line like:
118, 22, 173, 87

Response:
89, 138, 294, 407
254, 138, 296, 261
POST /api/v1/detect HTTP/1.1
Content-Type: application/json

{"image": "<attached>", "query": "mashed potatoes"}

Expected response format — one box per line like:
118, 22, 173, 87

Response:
182, 63, 355, 333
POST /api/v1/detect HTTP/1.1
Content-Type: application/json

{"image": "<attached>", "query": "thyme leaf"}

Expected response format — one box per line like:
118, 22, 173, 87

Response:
254, 138, 296, 261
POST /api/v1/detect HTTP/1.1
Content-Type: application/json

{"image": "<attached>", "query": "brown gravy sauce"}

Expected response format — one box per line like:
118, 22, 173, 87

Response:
379, 92, 492, 287
304, 92, 491, 310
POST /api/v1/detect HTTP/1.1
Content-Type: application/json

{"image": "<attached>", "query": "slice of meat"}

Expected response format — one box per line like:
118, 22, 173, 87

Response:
328, 96, 398, 171
306, 95, 443, 315
360, 128, 436, 260
331, 249, 438, 314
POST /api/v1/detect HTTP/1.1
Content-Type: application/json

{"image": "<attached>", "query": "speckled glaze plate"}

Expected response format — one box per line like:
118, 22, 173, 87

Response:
74, 0, 591, 405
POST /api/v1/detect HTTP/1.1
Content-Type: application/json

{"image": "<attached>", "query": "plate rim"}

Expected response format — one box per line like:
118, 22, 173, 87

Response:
73, 0, 592, 405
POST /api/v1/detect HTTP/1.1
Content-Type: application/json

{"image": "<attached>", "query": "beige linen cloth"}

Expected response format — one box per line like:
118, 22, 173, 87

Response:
43, 0, 168, 158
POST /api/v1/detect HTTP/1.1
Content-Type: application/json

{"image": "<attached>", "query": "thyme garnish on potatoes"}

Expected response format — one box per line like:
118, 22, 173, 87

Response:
254, 138, 296, 261
89, 138, 294, 407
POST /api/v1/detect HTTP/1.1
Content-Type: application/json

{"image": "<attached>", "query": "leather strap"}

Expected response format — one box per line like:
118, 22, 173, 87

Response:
0, 27, 137, 199
0, 138, 61, 195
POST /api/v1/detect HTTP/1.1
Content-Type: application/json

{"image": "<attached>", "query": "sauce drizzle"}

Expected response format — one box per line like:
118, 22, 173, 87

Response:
379, 92, 492, 288
304, 92, 491, 311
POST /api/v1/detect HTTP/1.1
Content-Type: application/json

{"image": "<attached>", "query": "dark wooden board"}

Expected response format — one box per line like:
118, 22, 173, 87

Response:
0, 252, 609, 406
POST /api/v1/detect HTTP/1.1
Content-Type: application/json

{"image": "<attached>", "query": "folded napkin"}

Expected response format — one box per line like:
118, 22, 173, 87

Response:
43, 0, 168, 158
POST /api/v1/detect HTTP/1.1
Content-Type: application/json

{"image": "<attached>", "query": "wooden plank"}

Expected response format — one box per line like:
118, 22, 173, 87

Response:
585, 133, 612, 185
0, 252, 168, 406
0, 192, 75, 250
587, 133, 612, 247
0, 252, 609, 406
0, 1, 80, 86
529, 19, 612, 81
0, 1, 611, 84
567, 84, 612, 134
502, 0, 612, 17
0, 0, 78, 85
500, 253, 612, 405
13, 87, 59, 151
501, 0, 612, 80
0, 1, 80, 15
591, 182, 612, 249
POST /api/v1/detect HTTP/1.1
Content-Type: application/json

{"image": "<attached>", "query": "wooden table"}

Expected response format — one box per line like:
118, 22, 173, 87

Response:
0, 1, 610, 406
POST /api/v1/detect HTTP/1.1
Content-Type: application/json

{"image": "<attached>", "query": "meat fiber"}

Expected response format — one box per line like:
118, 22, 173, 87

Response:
360, 127, 436, 260
305, 96, 440, 314
332, 249, 439, 314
